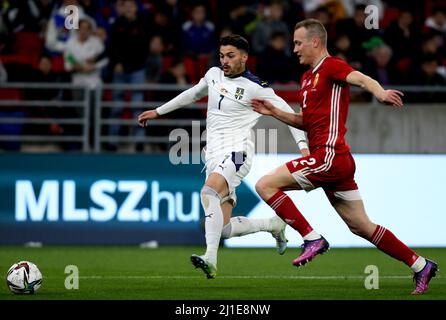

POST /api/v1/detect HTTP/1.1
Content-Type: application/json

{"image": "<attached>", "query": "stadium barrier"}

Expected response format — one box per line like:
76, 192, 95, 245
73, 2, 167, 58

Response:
1, 83, 446, 153
0, 83, 91, 151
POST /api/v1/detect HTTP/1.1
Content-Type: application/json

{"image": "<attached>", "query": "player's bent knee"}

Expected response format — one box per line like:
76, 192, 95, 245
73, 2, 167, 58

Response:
347, 222, 370, 238
255, 177, 274, 200
200, 186, 222, 209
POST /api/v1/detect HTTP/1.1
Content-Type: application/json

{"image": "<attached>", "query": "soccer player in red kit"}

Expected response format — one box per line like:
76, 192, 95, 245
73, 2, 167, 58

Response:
251, 19, 438, 295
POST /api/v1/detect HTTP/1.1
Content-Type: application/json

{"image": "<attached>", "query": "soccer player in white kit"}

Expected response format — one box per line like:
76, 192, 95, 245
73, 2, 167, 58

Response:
138, 35, 309, 279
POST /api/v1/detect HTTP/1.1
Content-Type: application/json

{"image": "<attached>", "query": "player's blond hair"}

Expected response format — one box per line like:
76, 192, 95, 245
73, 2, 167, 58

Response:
294, 19, 327, 48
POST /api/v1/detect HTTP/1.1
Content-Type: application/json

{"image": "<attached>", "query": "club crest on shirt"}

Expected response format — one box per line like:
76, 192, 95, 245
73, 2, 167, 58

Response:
235, 87, 245, 100
313, 73, 319, 89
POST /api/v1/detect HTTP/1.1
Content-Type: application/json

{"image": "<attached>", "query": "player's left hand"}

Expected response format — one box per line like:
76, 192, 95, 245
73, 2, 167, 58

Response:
251, 99, 276, 116
379, 89, 404, 108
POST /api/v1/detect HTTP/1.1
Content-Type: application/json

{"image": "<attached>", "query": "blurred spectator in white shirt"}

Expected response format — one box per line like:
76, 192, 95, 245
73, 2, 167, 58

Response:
64, 17, 108, 89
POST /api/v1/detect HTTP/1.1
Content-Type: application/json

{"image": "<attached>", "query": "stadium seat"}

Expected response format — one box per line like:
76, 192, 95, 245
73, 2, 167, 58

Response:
397, 58, 411, 74
246, 56, 257, 73
0, 88, 22, 101
161, 56, 173, 74
197, 54, 210, 79
13, 32, 43, 67
183, 56, 198, 84
380, 8, 400, 29
51, 55, 66, 73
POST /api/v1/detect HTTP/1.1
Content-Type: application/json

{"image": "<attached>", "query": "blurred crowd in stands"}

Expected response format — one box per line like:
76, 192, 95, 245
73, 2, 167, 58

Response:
0, 0, 446, 152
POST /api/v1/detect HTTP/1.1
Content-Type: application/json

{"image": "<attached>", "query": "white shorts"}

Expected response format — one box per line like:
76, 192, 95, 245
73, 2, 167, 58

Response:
205, 151, 252, 207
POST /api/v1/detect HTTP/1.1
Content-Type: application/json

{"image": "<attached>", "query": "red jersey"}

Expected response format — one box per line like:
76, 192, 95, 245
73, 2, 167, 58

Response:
298, 56, 354, 155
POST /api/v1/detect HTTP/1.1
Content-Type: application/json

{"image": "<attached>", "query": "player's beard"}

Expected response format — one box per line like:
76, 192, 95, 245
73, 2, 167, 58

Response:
224, 61, 244, 77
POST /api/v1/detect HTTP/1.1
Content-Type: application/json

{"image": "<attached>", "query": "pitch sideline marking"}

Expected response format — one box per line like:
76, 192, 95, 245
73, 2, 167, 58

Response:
73, 275, 438, 280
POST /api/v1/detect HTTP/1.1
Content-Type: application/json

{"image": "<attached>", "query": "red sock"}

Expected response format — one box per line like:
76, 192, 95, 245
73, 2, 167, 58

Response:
371, 225, 419, 267
267, 190, 313, 237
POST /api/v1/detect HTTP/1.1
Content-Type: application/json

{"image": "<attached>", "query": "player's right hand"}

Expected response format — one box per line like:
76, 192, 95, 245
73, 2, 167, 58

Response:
137, 110, 159, 127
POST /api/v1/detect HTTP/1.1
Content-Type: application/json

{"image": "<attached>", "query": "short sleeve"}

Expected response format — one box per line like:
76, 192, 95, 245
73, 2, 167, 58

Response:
326, 58, 355, 82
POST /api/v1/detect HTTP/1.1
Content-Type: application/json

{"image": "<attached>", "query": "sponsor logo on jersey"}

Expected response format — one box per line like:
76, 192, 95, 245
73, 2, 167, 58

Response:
220, 88, 228, 94
292, 161, 299, 168
235, 87, 245, 100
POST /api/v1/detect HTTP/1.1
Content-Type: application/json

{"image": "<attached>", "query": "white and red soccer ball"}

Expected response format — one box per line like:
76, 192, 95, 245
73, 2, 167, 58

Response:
6, 261, 42, 294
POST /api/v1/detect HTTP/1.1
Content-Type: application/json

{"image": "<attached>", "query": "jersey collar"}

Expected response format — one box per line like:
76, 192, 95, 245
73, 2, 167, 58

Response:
226, 69, 248, 79
312, 55, 329, 73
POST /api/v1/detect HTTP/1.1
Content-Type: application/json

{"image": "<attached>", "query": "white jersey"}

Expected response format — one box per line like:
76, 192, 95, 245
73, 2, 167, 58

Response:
156, 67, 308, 159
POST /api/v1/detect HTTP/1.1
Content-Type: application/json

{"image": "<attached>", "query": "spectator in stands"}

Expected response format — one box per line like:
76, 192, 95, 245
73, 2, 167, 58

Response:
64, 18, 108, 89
153, 0, 184, 22
332, 34, 361, 69
335, 4, 378, 68
425, 6, 446, 36
383, 8, 421, 69
145, 35, 164, 84
227, 3, 258, 40
424, 6, 446, 57
181, 4, 216, 56
64, 17, 108, 148
411, 34, 443, 77
158, 58, 191, 98
408, 54, 446, 102
421, 33, 441, 56
151, 3, 182, 55
1, 0, 49, 33
107, 0, 153, 151
45, 0, 86, 54
251, 0, 290, 54
23, 55, 64, 139
257, 31, 296, 84
341, 0, 384, 20
310, 5, 337, 45
362, 38, 400, 86
147, 58, 195, 152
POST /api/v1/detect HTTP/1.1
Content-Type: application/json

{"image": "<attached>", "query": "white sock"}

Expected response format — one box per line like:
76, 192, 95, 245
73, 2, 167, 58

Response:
221, 216, 271, 238
303, 230, 321, 241
201, 186, 224, 266
410, 256, 427, 273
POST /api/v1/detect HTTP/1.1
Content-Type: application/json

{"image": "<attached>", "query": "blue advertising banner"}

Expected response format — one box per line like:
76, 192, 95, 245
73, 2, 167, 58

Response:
0, 154, 259, 245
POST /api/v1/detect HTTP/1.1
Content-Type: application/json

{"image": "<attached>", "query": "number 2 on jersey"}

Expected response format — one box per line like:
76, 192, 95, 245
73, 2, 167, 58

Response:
218, 94, 224, 110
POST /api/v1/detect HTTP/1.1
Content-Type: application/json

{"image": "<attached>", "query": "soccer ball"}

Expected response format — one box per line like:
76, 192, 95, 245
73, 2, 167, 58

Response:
6, 261, 42, 294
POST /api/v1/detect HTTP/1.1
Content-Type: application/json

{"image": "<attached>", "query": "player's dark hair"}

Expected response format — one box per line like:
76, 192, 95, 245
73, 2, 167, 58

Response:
294, 19, 327, 48
220, 35, 250, 54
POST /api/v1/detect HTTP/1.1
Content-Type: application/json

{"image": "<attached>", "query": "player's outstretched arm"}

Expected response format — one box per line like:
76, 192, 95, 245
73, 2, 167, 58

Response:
346, 71, 404, 108
252, 99, 303, 128
262, 92, 309, 156
137, 77, 209, 127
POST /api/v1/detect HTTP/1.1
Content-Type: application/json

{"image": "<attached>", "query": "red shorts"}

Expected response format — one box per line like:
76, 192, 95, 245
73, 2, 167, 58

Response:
285, 150, 361, 203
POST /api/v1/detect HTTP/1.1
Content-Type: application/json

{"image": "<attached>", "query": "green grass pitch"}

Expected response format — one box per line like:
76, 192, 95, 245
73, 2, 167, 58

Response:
0, 246, 445, 300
